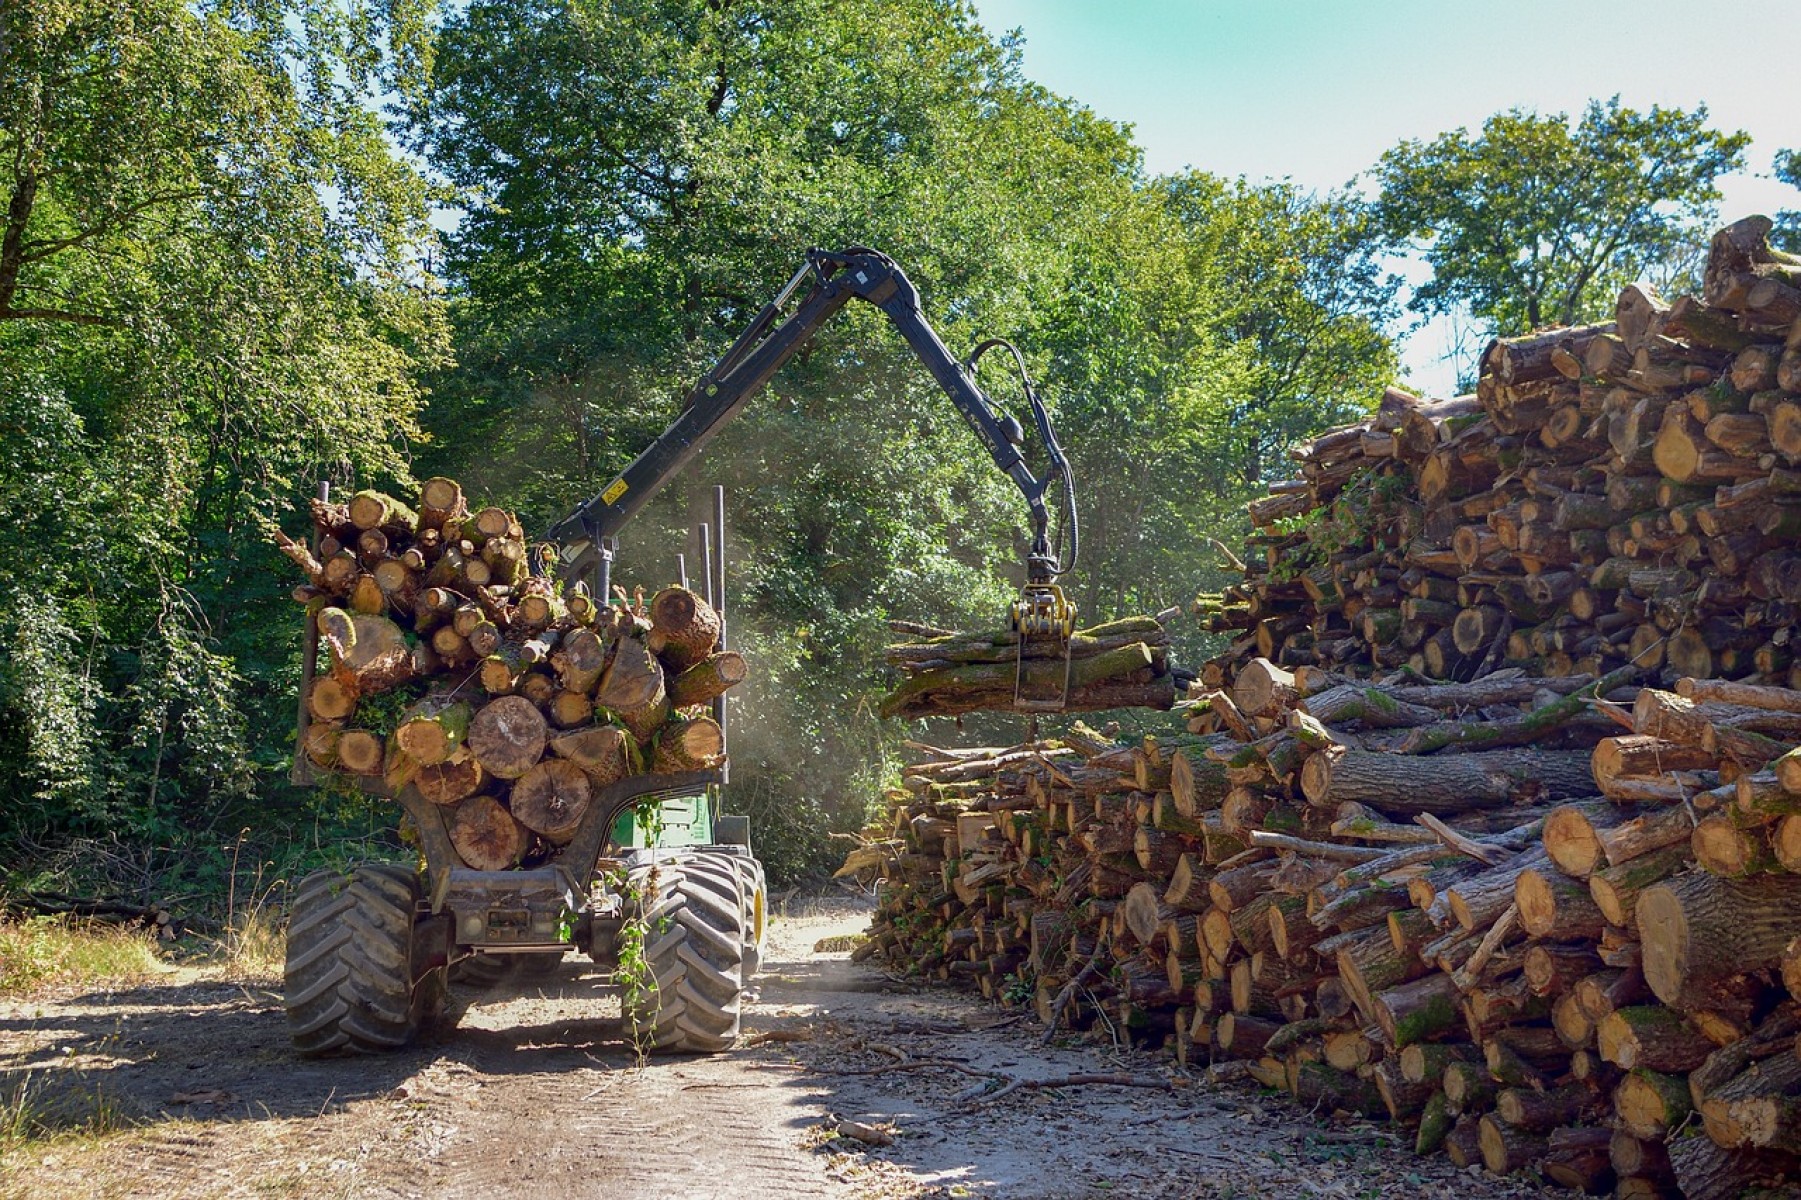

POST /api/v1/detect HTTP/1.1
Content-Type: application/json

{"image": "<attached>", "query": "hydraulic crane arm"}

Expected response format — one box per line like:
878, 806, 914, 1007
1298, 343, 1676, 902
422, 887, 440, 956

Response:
547, 247, 1076, 594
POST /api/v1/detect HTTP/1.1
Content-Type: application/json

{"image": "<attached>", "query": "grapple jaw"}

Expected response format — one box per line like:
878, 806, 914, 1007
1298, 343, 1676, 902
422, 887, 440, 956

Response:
1011, 582, 1077, 712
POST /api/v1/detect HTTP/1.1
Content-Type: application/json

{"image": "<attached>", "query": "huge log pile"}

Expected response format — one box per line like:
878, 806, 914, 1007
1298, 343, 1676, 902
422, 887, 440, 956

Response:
275, 476, 738, 869
1198, 216, 1801, 688
851, 218, 1801, 1197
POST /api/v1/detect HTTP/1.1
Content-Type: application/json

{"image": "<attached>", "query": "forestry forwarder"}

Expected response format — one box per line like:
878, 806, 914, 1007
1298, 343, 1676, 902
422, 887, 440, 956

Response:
284, 247, 1077, 1057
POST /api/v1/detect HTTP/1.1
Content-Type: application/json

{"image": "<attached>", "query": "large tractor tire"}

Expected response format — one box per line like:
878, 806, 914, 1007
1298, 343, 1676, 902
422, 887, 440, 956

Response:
622, 858, 745, 1053
285, 863, 437, 1057
652, 851, 765, 981
728, 856, 767, 980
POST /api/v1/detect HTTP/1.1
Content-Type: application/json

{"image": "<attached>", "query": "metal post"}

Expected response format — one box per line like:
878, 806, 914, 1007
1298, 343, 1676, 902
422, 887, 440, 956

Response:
712, 486, 727, 650
676, 552, 688, 591
697, 523, 714, 609
711, 487, 727, 780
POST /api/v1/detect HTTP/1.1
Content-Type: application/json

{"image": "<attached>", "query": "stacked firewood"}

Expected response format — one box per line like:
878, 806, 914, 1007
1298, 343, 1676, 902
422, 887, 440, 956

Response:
879, 616, 1177, 718
848, 670, 1801, 1195
855, 218, 1801, 1195
274, 476, 740, 869
1200, 215, 1801, 691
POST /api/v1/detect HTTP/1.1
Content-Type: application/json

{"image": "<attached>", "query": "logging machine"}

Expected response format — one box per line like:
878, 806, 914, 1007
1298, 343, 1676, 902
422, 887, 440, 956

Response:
547, 246, 1081, 711
281, 249, 1076, 1060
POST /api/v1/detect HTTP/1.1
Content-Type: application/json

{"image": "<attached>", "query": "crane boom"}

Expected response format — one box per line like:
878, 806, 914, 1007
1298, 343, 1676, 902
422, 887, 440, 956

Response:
547, 247, 1075, 590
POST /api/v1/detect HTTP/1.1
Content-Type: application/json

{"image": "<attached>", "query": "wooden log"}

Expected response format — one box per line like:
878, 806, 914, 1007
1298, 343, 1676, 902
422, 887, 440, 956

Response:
449, 794, 527, 870
333, 729, 384, 776
1448, 850, 1548, 932
1540, 1126, 1616, 1194
509, 758, 592, 843
1598, 1005, 1717, 1072
666, 650, 748, 708
1169, 743, 1231, 816
1615, 1067, 1694, 1140
347, 489, 417, 533
1595, 804, 1705, 867
1610, 1127, 1677, 1190
415, 756, 488, 806
1442, 1060, 1494, 1116
395, 699, 472, 768
1589, 844, 1691, 927
1334, 924, 1425, 1021
1524, 942, 1604, 996
881, 640, 1170, 718
652, 715, 725, 772
307, 676, 357, 722
1496, 1083, 1591, 1133
1414, 1090, 1454, 1156
1300, 747, 1595, 813
1637, 871, 1801, 1009
1691, 811, 1779, 878
417, 476, 466, 533
1515, 866, 1608, 941
1477, 1114, 1547, 1175
317, 607, 416, 696
1667, 1131, 1798, 1200
648, 585, 723, 671
1370, 972, 1461, 1049
467, 694, 549, 780
552, 627, 608, 695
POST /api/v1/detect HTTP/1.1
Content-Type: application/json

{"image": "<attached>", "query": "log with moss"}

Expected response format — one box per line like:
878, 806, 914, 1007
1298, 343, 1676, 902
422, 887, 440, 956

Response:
880, 617, 1175, 718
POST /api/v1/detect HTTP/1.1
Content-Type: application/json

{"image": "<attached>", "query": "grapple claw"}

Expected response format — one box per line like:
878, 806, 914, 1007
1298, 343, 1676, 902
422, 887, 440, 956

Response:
1011, 583, 1077, 712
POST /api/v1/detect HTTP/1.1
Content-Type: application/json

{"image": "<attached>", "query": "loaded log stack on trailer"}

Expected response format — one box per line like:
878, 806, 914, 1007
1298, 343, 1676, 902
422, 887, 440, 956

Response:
276, 476, 742, 868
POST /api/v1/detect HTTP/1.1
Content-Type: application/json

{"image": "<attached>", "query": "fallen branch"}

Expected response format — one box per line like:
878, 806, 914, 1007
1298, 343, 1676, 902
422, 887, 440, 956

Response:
960, 1071, 1174, 1108
1414, 812, 1505, 866
1041, 945, 1107, 1044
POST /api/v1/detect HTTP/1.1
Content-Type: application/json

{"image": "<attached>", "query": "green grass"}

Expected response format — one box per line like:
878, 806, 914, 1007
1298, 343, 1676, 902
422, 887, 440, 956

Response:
0, 917, 168, 996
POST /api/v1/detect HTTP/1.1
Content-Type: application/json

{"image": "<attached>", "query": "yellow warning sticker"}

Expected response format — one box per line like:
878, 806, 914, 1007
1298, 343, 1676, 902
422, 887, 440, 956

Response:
601, 479, 628, 505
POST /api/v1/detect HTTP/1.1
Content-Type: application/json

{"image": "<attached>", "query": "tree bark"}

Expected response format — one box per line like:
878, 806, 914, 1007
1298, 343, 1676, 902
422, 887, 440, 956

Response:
1637, 870, 1801, 1009
449, 794, 527, 870
467, 694, 548, 780
509, 758, 592, 843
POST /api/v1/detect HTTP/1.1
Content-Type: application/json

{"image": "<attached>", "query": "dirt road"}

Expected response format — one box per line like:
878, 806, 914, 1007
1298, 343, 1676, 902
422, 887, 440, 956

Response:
1, 900, 1554, 1199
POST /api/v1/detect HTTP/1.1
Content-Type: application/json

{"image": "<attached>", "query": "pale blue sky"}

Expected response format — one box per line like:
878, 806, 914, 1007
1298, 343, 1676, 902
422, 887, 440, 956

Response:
971, 0, 1801, 393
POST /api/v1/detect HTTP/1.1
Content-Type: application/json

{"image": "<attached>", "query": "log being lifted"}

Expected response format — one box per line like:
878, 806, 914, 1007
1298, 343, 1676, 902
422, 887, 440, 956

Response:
880, 638, 1173, 719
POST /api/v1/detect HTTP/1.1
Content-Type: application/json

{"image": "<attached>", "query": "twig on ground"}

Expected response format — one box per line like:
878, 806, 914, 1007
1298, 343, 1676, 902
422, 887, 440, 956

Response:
1041, 946, 1106, 1044
960, 1071, 1173, 1109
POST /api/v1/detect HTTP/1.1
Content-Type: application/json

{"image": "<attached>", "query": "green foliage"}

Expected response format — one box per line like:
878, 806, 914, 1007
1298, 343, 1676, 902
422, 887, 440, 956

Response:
0, 918, 166, 997
414, 0, 1398, 878
1775, 148, 1801, 253
0, 1, 446, 859
1, 0, 1403, 894
1373, 97, 1750, 335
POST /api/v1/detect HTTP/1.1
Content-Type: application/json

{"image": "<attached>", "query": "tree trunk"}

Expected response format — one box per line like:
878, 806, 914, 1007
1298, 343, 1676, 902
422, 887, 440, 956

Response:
1637, 871, 1801, 1008
449, 794, 527, 870
509, 758, 592, 843
648, 585, 722, 671
1300, 746, 1594, 813
467, 694, 548, 780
